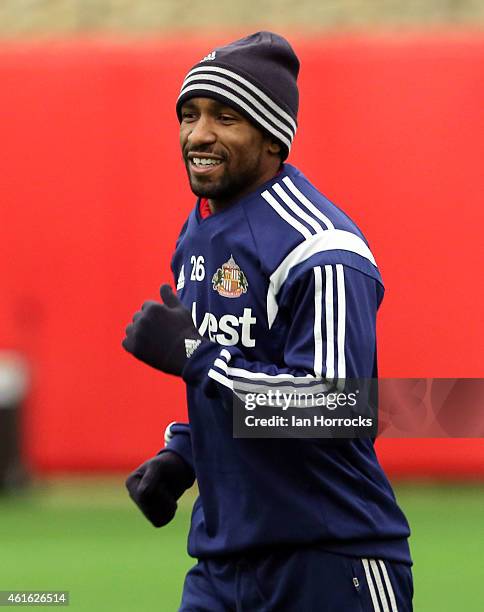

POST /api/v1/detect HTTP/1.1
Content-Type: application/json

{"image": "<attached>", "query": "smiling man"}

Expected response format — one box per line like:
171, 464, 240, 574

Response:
123, 32, 413, 611
180, 97, 282, 211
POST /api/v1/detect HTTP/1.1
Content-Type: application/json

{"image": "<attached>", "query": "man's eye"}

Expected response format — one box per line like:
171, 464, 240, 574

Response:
182, 112, 197, 121
220, 114, 236, 122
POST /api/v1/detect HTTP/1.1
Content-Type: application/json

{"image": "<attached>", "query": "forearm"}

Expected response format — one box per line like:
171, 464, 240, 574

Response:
161, 421, 195, 474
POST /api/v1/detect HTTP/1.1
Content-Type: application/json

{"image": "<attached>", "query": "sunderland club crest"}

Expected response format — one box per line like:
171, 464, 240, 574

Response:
212, 255, 248, 298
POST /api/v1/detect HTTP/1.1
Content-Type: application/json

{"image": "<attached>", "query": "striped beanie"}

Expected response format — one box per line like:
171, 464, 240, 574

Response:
176, 31, 300, 159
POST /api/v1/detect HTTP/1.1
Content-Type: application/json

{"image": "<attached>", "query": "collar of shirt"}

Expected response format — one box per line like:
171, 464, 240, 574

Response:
197, 169, 284, 220
199, 198, 212, 219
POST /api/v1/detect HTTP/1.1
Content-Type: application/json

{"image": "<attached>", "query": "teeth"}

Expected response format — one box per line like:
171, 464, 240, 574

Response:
192, 157, 222, 167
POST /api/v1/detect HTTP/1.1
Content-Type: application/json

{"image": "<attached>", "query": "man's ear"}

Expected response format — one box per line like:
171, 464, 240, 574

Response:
267, 139, 281, 156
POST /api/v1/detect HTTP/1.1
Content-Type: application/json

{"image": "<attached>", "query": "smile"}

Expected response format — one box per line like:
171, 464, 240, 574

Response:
192, 157, 222, 167
189, 157, 224, 175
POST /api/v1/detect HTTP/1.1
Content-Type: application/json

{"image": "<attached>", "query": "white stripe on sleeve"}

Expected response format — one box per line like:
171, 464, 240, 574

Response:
220, 349, 232, 362
163, 421, 177, 446
213, 349, 315, 383
324, 265, 335, 380
266, 229, 376, 328
226, 368, 315, 381
313, 267, 324, 377
213, 358, 229, 373
208, 368, 233, 389
336, 264, 346, 380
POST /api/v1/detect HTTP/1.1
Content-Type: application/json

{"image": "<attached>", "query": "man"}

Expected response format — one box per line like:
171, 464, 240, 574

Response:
123, 32, 413, 611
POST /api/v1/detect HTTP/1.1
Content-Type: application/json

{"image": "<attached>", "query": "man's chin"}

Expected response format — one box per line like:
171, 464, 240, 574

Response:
189, 177, 224, 200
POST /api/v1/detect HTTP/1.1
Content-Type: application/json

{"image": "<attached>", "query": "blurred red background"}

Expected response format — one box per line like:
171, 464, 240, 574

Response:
1, 35, 483, 475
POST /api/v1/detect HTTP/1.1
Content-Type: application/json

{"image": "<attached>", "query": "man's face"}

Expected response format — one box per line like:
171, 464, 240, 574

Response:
180, 98, 274, 205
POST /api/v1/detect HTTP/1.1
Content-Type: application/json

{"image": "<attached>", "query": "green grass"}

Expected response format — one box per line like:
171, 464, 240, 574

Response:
0, 478, 192, 611
395, 483, 484, 611
0, 479, 483, 611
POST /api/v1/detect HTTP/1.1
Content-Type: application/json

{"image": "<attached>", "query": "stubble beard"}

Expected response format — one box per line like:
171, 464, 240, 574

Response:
186, 151, 263, 205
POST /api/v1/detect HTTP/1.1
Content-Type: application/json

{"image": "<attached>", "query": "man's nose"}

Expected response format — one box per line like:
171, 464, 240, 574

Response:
187, 116, 216, 147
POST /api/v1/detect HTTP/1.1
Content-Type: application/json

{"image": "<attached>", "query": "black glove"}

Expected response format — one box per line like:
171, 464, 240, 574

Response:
125, 451, 195, 527
122, 284, 205, 376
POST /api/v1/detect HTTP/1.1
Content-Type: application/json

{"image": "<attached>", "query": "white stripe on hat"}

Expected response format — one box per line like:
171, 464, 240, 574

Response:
178, 83, 292, 150
182, 72, 294, 140
182, 65, 297, 132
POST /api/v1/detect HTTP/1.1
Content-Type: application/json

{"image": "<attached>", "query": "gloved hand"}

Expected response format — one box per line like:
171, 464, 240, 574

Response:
125, 451, 195, 527
122, 284, 206, 376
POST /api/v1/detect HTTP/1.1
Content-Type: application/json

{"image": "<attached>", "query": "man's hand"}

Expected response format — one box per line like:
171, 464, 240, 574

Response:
122, 284, 204, 376
125, 451, 195, 527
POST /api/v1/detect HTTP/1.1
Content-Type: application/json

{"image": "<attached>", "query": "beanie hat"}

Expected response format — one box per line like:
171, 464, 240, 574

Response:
176, 31, 300, 159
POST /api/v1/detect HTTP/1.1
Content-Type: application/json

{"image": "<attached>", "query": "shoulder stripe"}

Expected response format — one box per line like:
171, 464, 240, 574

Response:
282, 176, 335, 230
261, 190, 313, 239
267, 229, 377, 328
272, 183, 323, 234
